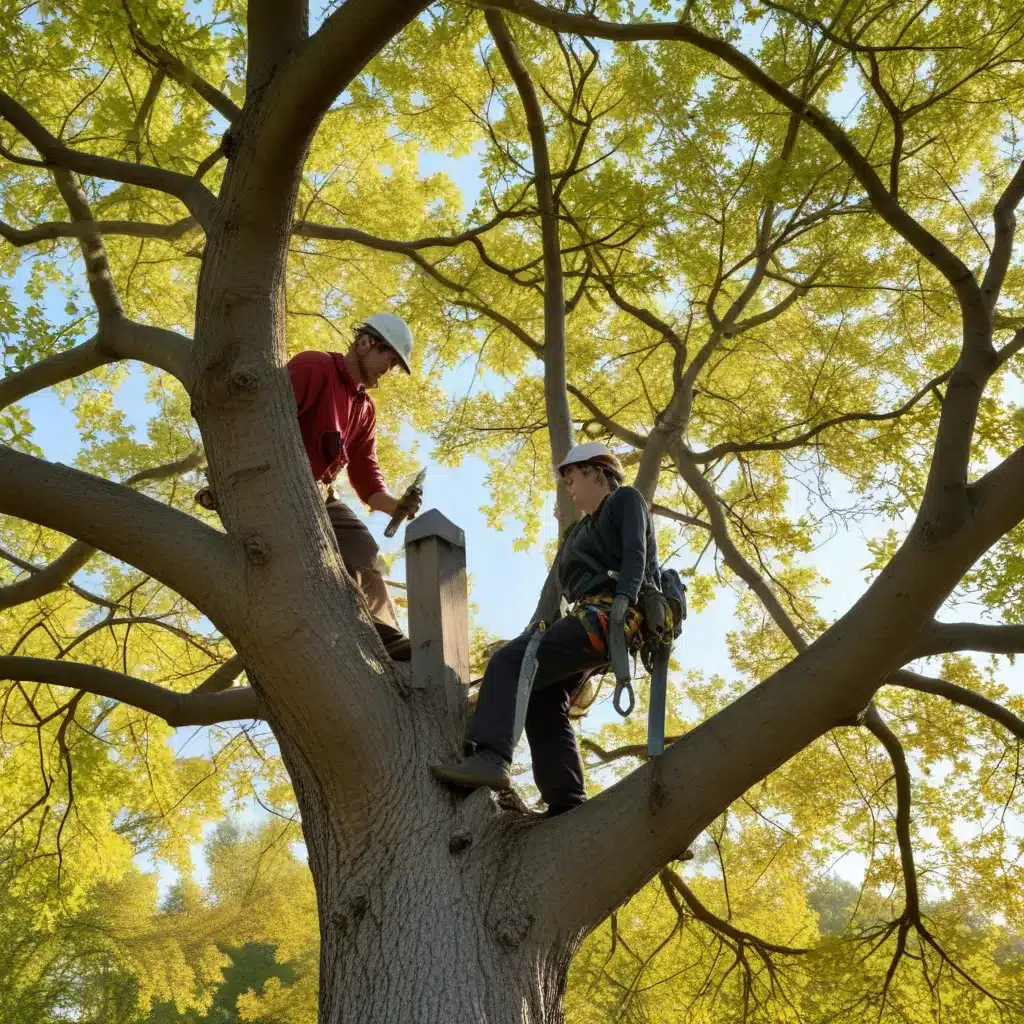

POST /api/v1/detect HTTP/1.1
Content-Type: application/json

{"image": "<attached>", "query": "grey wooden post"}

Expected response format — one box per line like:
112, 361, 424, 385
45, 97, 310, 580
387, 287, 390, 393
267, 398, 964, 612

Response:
404, 509, 469, 694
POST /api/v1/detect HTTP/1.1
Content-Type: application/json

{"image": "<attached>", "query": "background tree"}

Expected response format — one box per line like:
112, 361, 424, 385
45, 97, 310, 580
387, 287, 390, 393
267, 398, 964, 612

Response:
3, 0, 1024, 1021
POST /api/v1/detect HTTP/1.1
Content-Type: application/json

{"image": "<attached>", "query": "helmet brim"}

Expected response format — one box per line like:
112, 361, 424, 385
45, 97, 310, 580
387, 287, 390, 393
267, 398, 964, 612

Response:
362, 326, 412, 374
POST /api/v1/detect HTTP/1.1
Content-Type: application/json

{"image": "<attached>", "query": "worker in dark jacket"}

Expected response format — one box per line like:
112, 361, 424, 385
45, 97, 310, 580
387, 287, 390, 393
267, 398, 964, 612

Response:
287, 314, 422, 660
430, 442, 657, 816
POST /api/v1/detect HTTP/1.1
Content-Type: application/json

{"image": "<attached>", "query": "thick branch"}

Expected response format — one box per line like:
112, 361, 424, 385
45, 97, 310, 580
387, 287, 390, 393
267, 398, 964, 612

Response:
518, 433, 1024, 941
247, 0, 309, 93
0, 656, 261, 726
0, 216, 198, 246
912, 620, 1024, 659
0, 446, 235, 626
0, 91, 215, 225
0, 541, 93, 611
889, 668, 1024, 739
0, 543, 113, 609
862, 704, 920, 917
0, 319, 194, 411
192, 653, 245, 694
0, 450, 204, 611
981, 158, 1024, 313
251, 0, 429, 173
130, 28, 242, 122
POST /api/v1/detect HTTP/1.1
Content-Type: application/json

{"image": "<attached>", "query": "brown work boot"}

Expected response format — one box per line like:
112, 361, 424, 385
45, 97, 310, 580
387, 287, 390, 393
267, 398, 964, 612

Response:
430, 749, 511, 791
385, 636, 411, 661
374, 621, 411, 661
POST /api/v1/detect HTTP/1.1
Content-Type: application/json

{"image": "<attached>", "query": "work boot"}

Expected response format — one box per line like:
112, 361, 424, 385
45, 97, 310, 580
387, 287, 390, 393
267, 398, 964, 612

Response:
374, 621, 411, 662
543, 803, 583, 818
384, 636, 411, 661
430, 748, 511, 791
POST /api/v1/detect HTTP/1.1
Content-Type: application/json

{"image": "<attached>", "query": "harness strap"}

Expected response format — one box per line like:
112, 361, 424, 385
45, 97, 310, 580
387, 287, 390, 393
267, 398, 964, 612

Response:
511, 625, 545, 747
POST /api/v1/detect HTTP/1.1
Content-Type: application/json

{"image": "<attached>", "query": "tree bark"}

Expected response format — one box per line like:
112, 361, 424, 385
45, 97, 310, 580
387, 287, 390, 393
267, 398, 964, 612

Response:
291, 734, 581, 1024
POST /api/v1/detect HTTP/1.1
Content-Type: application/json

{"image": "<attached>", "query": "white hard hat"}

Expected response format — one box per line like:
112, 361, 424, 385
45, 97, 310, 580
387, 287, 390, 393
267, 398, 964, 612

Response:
360, 313, 413, 374
556, 441, 616, 474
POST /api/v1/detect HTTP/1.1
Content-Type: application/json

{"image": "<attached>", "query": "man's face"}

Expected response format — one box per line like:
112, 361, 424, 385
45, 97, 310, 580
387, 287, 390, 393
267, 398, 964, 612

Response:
355, 334, 400, 388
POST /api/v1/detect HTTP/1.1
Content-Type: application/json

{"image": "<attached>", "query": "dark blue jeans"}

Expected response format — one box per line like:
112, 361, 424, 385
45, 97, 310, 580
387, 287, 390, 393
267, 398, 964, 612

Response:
468, 616, 607, 809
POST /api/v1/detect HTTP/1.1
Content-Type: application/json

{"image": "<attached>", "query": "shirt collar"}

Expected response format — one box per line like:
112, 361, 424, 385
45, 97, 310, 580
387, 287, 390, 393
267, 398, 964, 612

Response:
331, 352, 367, 396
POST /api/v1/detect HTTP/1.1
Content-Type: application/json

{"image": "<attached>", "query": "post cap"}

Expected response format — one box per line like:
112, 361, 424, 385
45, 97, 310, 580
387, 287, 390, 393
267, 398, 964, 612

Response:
404, 508, 465, 549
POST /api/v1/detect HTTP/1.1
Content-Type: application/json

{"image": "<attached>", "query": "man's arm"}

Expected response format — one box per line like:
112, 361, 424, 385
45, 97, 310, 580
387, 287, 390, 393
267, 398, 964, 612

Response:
367, 491, 402, 516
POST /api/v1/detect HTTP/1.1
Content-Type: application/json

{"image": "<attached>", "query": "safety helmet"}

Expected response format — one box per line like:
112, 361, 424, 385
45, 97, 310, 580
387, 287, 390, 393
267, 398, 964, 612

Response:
556, 441, 625, 483
359, 313, 413, 374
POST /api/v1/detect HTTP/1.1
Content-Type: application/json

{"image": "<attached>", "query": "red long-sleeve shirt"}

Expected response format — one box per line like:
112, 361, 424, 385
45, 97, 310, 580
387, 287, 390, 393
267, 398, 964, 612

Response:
287, 351, 386, 503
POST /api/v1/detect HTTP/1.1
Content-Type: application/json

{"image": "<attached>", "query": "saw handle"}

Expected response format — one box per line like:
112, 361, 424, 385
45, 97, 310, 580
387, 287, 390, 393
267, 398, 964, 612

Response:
384, 484, 422, 538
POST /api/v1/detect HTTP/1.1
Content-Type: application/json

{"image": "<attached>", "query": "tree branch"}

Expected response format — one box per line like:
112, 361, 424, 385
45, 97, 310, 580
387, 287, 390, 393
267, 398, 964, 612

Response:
482, 0, 999, 535
517, 438, 1024, 942
674, 441, 807, 652
862, 704, 920, 918
0, 216, 198, 246
0, 656, 261, 726
0, 318, 194, 411
661, 866, 809, 957
0, 446, 236, 625
0, 450, 205, 611
481, 0, 981, 309
981, 158, 1024, 313
293, 209, 522, 256
690, 368, 950, 463
52, 168, 123, 321
0, 540, 94, 612
0, 543, 114, 609
912, 620, 1024, 659
191, 653, 245, 694
248, 0, 430, 175
889, 668, 1024, 739
128, 19, 242, 123
486, 9, 575, 530
0, 90, 215, 225
581, 736, 685, 764
651, 503, 711, 532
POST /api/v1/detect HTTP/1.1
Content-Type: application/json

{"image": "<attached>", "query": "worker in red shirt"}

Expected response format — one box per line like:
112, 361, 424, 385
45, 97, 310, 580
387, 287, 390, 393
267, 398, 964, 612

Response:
196, 314, 421, 661
287, 314, 421, 661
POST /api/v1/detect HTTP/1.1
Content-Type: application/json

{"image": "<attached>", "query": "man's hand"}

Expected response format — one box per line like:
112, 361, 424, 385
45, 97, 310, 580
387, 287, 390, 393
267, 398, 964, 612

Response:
396, 485, 423, 521
369, 486, 423, 521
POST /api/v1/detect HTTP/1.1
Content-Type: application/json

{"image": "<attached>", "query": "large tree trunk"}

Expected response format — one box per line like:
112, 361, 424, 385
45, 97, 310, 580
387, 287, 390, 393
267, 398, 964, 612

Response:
282, 686, 580, 1024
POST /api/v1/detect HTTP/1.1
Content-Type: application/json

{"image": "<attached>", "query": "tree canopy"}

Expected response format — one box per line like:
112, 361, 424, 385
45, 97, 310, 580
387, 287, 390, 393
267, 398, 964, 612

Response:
2, 0, 1024, 1020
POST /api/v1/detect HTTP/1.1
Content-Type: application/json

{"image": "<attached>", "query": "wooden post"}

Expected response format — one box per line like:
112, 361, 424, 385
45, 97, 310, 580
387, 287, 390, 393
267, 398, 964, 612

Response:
405, 509, 469, 694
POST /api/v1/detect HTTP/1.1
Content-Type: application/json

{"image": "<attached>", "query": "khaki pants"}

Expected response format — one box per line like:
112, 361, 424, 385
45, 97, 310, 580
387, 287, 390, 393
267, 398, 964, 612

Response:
326, 499, 406, 649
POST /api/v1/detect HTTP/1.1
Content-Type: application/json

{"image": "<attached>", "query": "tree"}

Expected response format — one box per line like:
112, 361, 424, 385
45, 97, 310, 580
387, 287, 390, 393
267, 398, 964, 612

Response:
3, 0, 1024, 1020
